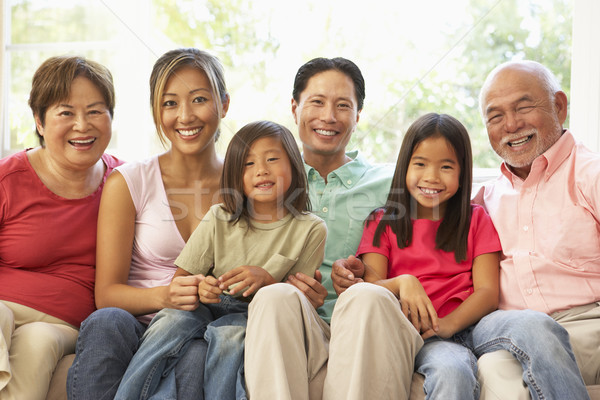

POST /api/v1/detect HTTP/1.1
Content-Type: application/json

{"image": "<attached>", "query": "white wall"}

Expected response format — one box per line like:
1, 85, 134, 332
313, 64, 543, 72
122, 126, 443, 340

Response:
570, 0, 600, 152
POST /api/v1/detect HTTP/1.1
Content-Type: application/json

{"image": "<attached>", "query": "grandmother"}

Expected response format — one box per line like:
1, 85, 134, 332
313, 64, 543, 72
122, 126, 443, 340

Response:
0, 56, 121, 400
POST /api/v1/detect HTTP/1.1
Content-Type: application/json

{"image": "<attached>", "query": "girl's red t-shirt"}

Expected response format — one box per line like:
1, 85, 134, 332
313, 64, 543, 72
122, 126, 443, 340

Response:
357, 204, 501, 318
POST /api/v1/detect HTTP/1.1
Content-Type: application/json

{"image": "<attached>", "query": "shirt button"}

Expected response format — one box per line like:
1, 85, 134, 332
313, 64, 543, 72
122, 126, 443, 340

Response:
523, 225, 529, 232
526, 288, 533, 295
347, 179, 352, 185
322, 207, 328, 213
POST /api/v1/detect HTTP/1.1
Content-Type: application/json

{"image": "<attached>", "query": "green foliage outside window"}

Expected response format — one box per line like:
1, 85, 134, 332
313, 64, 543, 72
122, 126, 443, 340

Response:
4, 0, 572, 168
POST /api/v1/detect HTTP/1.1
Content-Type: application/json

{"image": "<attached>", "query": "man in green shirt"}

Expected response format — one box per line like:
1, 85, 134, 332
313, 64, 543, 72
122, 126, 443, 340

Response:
245, 57, 422, 400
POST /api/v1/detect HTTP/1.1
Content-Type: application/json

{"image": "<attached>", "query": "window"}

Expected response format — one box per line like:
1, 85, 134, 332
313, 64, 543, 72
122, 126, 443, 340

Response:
2, 0, 597, 168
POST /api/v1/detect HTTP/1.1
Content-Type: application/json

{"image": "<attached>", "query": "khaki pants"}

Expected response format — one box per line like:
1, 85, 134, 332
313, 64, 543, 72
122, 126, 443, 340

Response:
245, 282, 423, 400
0, 301, 78, 400
478, 302, 600, 400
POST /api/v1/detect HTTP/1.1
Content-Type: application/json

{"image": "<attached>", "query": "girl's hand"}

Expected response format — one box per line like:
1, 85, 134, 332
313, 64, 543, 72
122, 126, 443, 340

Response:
421, 317, 456, 340
198, 276, 223, 304
395, 275, 439, 334
218, 265, 276, 298
164, 274, 204, 311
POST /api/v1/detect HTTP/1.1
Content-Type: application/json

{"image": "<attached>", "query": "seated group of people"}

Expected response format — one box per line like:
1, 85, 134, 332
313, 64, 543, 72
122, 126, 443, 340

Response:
0, 48, 598, 400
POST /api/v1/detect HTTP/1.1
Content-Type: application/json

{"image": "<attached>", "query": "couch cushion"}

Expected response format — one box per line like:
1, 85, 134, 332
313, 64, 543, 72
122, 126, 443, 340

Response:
46, 354, 74, 400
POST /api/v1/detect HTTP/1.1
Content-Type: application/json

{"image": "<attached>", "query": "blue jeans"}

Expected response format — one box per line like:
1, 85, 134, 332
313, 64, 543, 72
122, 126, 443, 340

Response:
416, 329, 479, 399
67, 307, 207, 400
416, 309, 589, 400
115, 296, 249, 400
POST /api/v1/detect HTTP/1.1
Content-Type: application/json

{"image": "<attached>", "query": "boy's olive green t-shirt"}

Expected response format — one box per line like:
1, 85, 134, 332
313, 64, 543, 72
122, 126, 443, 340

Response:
176, 204, 327, 285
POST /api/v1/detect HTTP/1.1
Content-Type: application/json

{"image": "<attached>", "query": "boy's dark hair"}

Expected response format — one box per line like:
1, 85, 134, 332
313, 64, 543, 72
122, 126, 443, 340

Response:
220, 120, 310, 224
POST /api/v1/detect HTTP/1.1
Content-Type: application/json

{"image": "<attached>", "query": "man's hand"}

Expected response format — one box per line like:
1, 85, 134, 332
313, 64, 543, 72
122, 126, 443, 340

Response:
165, 274, 203, 311
287, 270, 328, 309
198, 276, 223, 304
218, 265, 276, 297
331, 255, 365, 295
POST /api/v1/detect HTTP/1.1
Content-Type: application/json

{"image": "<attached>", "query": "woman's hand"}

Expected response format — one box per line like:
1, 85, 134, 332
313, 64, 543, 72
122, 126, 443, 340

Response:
218, 266, 276, 298
199, 276, 223, 304
163, 274, 204, 311
393, 275, 439, 334
287, 270, 328, 309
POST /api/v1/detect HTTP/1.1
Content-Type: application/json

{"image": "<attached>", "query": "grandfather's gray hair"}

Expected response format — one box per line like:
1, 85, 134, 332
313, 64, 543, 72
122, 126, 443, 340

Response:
478, 60, 562, 116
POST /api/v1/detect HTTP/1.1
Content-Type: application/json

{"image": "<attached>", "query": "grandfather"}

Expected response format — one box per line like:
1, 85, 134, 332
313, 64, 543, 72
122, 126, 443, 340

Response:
474, 60, 600, 399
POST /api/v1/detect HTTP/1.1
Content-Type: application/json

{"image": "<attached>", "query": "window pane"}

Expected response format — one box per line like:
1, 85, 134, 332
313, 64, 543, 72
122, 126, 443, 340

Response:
9, 0, 117, 44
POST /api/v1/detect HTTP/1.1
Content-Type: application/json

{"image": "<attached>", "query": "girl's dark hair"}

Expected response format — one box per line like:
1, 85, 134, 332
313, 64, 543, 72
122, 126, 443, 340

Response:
292, 57, 365, 111
220, 120, 310, 224
370, 113, 473, 262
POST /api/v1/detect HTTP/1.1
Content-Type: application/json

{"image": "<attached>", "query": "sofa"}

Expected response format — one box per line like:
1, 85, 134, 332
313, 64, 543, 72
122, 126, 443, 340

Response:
46, 353, 600, 399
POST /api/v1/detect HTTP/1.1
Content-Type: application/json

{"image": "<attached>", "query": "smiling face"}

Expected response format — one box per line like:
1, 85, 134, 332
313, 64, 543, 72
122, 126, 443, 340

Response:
242, 136, 293, 221
36, 76, 112, 170
291, 70, 360, 165
481, 64, 567, 179
406, 135, 460, 220
160, 66, 228, 156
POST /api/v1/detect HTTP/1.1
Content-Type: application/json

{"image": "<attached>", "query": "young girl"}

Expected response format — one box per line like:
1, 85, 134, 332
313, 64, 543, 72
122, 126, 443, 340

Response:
114, 120, 327, 400
356, 113, 501, 399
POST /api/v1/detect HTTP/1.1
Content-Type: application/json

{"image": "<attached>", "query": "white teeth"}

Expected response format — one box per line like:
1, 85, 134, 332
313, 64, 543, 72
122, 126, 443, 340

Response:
178, 128, 200, 136
257, 183, 273, 188
420, 187, 441, 194
509, 135, 532, 147
70, 138, 95, 144
315, 129, 337, 136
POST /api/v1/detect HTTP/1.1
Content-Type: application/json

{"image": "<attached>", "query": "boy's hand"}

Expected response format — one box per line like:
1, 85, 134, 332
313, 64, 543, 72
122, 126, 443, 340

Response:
218, 265, 276, 298
198, 275, 223, 304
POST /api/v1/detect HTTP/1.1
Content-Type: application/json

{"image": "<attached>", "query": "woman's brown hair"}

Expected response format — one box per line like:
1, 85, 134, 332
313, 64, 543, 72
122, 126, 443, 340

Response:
28, 56, 115, 147
149, 48, 228, 147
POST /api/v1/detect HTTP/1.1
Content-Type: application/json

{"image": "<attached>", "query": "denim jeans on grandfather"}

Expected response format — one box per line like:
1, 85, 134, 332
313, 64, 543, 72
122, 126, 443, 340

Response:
416, 309, 588, 400
67, 307, 207, 400
114, 296, 249, 400
471, 309, 589, 400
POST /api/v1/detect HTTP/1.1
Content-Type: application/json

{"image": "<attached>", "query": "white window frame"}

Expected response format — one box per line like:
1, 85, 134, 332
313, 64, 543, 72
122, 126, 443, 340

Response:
570, 0, 600, 152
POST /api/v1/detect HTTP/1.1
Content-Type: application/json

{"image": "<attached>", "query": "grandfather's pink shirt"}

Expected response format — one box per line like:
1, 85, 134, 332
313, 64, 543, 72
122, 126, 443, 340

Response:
473, 130, 600, 314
